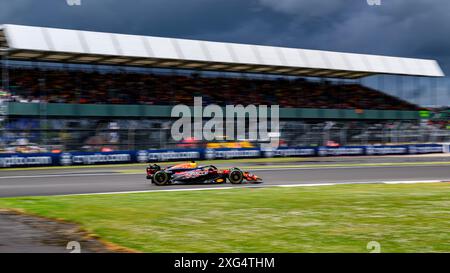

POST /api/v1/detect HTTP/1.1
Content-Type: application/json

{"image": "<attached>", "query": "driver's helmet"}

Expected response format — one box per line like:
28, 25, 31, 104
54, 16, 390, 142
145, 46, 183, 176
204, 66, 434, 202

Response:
171, 161, 198, 169
189, 161, 198, 168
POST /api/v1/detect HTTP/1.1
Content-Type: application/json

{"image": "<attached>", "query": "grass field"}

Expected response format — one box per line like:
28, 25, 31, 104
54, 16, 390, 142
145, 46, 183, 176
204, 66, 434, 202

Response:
0, 183, 449, 253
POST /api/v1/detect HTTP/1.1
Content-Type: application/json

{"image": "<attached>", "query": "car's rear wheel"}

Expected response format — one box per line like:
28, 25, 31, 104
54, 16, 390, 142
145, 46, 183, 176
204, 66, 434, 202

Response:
228, 168, 244, 184
153, 171, 170, 186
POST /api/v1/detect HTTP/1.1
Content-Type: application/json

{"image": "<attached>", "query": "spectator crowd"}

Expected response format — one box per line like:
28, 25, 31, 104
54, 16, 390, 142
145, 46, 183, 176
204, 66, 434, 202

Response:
3, 67, 420, 110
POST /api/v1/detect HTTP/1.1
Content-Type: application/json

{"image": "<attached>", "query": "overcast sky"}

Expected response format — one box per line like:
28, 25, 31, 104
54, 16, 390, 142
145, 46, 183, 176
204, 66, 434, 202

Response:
1, 0, 449, 106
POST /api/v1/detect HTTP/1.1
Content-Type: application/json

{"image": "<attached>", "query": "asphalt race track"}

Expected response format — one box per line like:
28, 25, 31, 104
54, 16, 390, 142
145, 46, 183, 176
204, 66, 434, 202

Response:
1, 156, 450, 198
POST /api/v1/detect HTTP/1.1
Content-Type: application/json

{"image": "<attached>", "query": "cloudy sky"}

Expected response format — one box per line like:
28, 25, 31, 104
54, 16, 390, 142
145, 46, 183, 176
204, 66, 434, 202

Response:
1, 0, 449, 105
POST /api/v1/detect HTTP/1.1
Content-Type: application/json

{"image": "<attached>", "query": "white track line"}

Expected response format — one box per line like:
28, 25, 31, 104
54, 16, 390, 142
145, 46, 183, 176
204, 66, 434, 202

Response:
66, 186, 236, 196
278, 183, 338, 187
383, 180, 443, 184
58, 180, 449, 197
252, 165, 448, 171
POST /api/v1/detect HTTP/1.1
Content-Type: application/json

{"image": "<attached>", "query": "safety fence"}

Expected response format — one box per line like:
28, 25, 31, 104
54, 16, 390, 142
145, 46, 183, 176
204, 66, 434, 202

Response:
0, 144, 446, 168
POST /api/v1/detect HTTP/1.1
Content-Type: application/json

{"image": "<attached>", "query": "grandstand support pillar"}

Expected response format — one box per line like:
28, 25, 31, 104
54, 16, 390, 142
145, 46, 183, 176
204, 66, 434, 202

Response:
0, 48, 10, 148
432, 77, 438, 108
38, 66, 48, 147
414, 77, 420, 106
1, 48, 9, 91
397, 76, 403, 103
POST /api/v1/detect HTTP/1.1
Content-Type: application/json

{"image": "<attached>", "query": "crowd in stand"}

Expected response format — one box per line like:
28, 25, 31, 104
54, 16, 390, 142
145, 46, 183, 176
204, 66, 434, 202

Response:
4, 67, 420, 110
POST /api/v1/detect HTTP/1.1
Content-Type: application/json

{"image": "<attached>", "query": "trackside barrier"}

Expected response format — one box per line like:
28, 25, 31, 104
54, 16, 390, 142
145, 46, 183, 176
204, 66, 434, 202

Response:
203, 148, 261, 160
443, 144, 450, 153
136, 149, 202, 163
0, 144, 444, 168
408, 144, 445, 154
59, 151, 135, 166
0, 153, 55, 168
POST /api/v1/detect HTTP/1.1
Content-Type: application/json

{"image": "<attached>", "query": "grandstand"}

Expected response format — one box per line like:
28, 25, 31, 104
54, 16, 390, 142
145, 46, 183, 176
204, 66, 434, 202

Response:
0, 24, 447, 153
4, 67, 421, 110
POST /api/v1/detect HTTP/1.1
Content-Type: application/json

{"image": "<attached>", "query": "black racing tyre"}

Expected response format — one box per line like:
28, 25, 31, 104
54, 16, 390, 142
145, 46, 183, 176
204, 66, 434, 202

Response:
228, 168, 244, 184
153, 171, 170, 186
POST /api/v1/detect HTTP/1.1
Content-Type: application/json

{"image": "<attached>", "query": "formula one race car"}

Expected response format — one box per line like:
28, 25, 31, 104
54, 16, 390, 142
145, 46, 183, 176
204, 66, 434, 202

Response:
146, 161, 262, 186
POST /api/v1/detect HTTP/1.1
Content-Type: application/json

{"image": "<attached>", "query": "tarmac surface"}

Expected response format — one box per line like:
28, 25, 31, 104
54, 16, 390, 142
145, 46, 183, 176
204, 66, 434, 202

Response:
1, 155, 450, 197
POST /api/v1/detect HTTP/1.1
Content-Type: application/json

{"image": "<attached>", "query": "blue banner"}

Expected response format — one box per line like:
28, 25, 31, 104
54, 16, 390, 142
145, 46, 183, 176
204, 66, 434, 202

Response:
262, 147, 317, 157
0, 144, 445, 168
365, 145, 409, 155
408, 144, 443, 154
0, 153, 57, 168
136, 149, 202, 162
59, 151, 135, 166
203, 148, 261, 160
318, 146, 366, 156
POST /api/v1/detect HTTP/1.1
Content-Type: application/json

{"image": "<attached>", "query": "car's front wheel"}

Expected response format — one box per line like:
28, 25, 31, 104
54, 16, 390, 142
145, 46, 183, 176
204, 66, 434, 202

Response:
153, 171, 170, 186
228, 168, 244, 184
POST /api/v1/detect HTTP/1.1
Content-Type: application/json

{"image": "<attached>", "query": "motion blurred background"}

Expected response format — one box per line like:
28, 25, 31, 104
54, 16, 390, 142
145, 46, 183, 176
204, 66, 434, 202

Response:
0, 61, 448, 154
0, 0, 449, 155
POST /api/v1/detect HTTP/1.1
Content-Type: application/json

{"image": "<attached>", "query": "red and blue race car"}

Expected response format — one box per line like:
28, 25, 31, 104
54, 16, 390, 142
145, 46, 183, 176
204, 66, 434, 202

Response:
146, 161, 262, 186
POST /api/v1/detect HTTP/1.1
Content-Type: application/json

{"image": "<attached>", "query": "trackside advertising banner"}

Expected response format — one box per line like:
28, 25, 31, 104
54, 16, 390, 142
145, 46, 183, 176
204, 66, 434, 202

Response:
317, 146, 365, 156
59, 151, 134, 166
443, 144, 450, 153
262, 147, 317, 158
0, 153, 55, 168
365, 145, 409, 155
408, 144, 444, 154
0, 144, 444, 168
136, 149, 202, 162
203, 148, 261, 160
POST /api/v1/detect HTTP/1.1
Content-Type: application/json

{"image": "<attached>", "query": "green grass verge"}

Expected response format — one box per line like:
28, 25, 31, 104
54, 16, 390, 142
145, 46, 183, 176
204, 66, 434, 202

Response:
0, 183, 449, 253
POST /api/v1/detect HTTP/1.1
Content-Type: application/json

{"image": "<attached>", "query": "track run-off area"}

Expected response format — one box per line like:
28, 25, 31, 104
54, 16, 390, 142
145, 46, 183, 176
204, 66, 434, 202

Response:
1, 155, 450, 197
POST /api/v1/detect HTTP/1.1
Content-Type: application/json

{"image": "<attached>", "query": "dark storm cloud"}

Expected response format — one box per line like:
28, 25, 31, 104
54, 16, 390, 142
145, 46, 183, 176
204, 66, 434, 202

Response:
0, 0, 257, 37
257, 1, 450, 68
0, 0, 449, 106
0, 0, 449, 74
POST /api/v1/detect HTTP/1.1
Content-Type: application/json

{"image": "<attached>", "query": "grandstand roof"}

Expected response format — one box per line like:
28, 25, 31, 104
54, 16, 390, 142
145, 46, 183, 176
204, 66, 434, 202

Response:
0, 24, 445, 79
